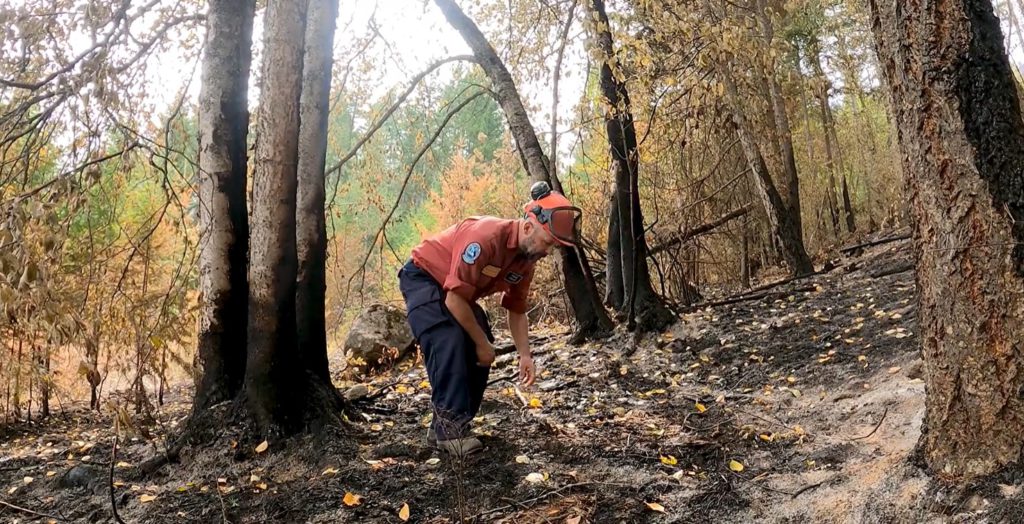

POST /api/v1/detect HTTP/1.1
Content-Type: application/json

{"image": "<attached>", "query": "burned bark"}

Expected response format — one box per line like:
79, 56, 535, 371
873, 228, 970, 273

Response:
433, 0, 613, 341
193, 0, 255, 412
296, 0, 340, 383
869, 0, 1024, 479
588, 0, 675, 332
719, 67, 814, 276
246, 0, 343, 434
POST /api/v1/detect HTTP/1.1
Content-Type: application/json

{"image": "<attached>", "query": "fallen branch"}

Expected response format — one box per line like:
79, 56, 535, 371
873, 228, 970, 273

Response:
869, 262, 914, 279
839, 234, 911, 255
649, 204, 754, 256
0, 500, 63, 521
681, 286, 817, 313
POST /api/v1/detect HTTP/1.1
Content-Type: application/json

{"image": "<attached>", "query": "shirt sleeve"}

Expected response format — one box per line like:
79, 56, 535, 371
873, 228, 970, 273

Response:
500, 265, 535, 314
442, 226, 492, 302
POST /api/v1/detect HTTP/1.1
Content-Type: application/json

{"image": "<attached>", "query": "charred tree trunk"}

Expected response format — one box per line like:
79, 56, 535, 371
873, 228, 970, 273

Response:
809, 38, 855, 235
869, 0, 1024, 479
193, 0, 255, 412
39, 345, 49, 419
86, 322, 101, 411
720, 67, 814, 276
296, 0, 339, 383
604, 191, 624, 310
755, 0, 806, 238
246, 0, 343, 435
433, 0, 613, 341
588, 0, 675, 333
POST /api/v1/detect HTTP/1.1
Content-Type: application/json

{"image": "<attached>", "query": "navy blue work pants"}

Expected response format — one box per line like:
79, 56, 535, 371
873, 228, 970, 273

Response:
398, 260, 493, 440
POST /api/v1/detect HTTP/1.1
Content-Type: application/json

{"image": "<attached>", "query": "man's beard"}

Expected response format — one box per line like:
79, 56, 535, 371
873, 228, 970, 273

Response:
519, 245, 548, 262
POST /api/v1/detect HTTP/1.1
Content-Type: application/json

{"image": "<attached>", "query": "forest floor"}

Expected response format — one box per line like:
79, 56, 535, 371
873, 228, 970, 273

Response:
3, 230, 1023, 523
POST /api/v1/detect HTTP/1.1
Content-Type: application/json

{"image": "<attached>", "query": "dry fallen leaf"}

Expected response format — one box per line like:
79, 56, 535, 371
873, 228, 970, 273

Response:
399, 503, 411, 521
528, 398, 543, 409
322, 467, 339, 476
425, 458, 441, 465
342, 492, 363, 507
566, 516, 582, 524
140, 494, 157, 503
659, 455, 678, 466
23, 477, 33, 484
525, 472, 546, 484
729, 460, 745, 472
255, 440, 269, 454
695, 402, 707, 413
515, 455, 531, 464
646, 501, 666, 512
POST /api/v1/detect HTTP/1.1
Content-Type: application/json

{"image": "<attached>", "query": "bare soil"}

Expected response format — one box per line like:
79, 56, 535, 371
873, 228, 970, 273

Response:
3, 232, 1023, 523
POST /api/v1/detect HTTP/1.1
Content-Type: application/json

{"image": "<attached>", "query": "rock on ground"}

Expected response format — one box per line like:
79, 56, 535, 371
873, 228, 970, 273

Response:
343, 303, 414, 376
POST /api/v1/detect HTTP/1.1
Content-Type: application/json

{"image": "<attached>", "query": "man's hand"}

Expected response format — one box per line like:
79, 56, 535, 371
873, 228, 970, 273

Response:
475, 341, 496, 367
518, 354, 536, 386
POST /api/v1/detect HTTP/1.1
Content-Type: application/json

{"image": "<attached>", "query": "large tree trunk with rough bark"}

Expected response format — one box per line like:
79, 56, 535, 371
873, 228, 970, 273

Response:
193, 0, 255, 412
869, 0, 1024, 480
296, 0, 339, 383
719, 66, 814, 276
246, 0, 343, 435
588, 0, 675, 332
433, 0, 613, 341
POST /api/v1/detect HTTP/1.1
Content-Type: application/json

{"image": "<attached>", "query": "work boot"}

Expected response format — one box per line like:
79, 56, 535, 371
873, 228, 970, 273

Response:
436, 436, 483, 457
426, 427, 437, 446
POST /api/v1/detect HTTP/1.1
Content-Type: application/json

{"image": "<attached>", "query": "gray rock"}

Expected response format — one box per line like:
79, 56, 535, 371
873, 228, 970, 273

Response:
343, 304, 414, 375
59, 464, 105, 491
344, 384, 370, 401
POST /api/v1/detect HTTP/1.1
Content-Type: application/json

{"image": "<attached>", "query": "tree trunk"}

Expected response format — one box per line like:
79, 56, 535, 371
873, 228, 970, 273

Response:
433, 0, 613, 340
247, 0, 343, 435
39, 345, 49, 419
589, 0, 675, 332
296, 0, 339, 383
869, 0, 1024, 480
720, 66, 815, 276
809, 38, 855, 235
193, 0, 255, 412
741, 219, 751, 289
755, 0, 805, 237
604, 190, 624, 310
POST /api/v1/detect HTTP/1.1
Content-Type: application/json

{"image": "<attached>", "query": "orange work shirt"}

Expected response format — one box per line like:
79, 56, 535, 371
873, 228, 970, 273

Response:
411, 217, 536, 314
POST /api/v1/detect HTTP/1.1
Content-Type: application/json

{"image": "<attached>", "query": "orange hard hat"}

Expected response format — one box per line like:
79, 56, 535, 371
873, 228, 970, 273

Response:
523, 181, 582, 247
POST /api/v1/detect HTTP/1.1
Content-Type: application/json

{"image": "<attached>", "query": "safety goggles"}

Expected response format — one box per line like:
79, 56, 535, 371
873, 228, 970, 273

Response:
530, 205, 583, 246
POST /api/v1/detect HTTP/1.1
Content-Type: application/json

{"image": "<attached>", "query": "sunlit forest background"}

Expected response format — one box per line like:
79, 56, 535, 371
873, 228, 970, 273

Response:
3, 0, 1023, 420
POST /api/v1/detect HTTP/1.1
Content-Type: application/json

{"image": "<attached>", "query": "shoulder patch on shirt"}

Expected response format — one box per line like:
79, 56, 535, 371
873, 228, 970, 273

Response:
504, 272, 524, 284
482, 265, 501, 277
461, 242, 482, 265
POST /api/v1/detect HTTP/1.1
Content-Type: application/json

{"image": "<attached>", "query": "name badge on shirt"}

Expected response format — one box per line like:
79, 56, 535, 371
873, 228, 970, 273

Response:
482, 265, 501, 278
505, 272, 524, 284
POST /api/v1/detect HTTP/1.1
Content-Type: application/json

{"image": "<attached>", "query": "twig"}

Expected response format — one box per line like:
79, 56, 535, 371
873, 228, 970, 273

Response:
110, 416, 126, 524
790, 478, 831, 498
839, 234, 911, 255
851, 407, 889, 441
356, 379, 415, 403
216, 482, 231, 524
0, 500, 63, 521
470, 482, 614, 519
